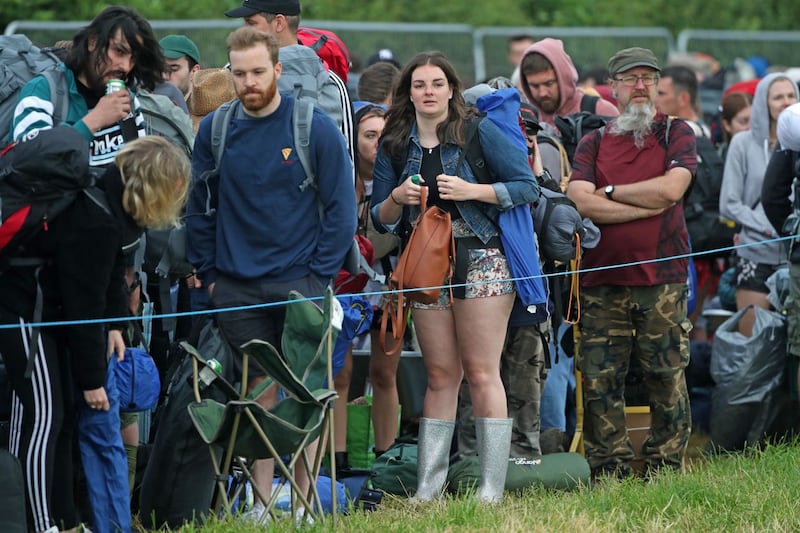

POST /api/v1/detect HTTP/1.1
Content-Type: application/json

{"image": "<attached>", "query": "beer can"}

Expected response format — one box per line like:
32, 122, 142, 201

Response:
105, 79, 126, 94
207, 358, 223, 375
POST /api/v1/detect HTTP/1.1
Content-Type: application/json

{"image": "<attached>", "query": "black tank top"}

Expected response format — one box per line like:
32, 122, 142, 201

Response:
420, 145, 461, 220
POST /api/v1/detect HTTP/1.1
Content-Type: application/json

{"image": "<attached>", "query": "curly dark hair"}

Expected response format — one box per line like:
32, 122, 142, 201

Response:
381, 51, 467, 159
66, 6, 164, 91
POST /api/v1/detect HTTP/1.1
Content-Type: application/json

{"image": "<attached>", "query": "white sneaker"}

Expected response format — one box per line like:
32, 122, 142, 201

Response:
295, 507, 315, 527
241, 502, 271, 524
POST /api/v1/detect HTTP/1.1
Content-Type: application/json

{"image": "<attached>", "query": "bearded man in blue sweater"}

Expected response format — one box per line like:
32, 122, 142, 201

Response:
186, 26, 356, 521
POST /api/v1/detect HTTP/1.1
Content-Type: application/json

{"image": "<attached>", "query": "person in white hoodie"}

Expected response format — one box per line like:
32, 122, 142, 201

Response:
719, 72, 798, 336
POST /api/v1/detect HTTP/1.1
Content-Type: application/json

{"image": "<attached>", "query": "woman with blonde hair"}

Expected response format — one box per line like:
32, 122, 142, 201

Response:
720, 73, 797, 337
370, 51, 539, 502
0, 133, 188, 532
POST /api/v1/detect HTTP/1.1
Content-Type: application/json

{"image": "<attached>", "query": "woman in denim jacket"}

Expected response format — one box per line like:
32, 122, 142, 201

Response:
370, 51, 539, 503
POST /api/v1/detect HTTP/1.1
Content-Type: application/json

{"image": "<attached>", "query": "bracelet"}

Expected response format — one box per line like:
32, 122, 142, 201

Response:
389, 189, 402, 206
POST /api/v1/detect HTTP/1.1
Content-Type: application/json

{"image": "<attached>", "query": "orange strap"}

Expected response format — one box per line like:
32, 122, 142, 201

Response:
565, 233, 581, 325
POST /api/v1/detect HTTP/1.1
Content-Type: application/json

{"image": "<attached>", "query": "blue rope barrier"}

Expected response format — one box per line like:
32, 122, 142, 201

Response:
0, 234, 794, 331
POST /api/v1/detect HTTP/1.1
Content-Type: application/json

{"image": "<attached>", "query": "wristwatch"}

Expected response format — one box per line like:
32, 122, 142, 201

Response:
604, 184, 615, 199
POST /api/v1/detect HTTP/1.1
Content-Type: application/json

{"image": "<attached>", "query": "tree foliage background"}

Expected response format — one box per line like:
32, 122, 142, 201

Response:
3, 0, 800, 33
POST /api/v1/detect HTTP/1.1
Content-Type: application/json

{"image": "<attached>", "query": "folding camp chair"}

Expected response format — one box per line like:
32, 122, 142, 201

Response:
185, 287, 341, 524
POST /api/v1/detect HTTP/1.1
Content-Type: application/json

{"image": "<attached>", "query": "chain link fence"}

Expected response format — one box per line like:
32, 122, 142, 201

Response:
5, 20, 800, 85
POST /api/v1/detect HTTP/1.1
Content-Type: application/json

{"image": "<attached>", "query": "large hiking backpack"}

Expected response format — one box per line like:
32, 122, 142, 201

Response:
139, 318, 238, 528
552, 94, 612, 167
0, 126, 107, 377
137, 88, 195, 158
0, 126, 92, 267
278, 44, 349, 136
554, 112, 612, 166
683, 130, 736, 256
137, 90, 194, 281
135, 89, 195, 340
0, 35, 67, 142
0, 448, 27, 533
297, 27, 351, 84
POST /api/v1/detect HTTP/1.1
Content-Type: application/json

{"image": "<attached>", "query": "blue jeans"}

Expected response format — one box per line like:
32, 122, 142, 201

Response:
78, 356, 131, 533
540, 321, 576, 435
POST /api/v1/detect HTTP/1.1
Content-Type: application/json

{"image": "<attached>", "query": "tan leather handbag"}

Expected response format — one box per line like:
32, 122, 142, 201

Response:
380, 188, 454, 355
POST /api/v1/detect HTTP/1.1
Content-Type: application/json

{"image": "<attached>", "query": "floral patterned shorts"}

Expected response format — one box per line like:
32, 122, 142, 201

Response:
411, 219, 515, 310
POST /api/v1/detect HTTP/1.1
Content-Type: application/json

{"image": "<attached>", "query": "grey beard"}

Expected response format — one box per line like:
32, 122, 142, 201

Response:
609, 101, 655, 148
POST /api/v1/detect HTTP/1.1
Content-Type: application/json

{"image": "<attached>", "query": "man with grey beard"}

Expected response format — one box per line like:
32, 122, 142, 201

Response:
566, 47, 697, 480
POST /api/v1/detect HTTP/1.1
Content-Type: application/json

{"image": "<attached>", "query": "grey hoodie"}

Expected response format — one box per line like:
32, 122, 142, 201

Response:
719, 72, 798, 265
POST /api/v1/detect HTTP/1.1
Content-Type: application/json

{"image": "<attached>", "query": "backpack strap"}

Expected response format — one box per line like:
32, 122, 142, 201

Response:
41, 68, 68, 127
294, 98, 316, 192
210, 99, 238, 170
457, 116, 493, 184
191, 99, 238, 219
580, 94, 600, 114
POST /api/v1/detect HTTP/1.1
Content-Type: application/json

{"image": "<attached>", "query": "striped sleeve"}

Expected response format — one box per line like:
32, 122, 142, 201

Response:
11, 76, 55, 142
329, 71, 356, 185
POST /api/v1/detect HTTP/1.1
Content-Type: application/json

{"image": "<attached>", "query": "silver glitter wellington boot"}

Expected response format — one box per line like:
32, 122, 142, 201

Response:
475, 417, 512, 503
412, 417, 455, 501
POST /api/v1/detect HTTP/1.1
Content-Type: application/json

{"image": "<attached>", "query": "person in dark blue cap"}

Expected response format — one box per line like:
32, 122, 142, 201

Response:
225, 0, 300, 18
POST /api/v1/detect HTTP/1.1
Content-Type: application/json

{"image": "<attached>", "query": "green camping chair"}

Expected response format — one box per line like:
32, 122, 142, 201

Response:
185, 288, 341, 524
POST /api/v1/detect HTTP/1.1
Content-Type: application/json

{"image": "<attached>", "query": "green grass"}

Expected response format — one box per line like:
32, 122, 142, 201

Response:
155, 439, 800, 533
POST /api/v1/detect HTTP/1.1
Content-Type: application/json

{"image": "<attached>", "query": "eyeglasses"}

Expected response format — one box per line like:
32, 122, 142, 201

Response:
613, 74, 660, 87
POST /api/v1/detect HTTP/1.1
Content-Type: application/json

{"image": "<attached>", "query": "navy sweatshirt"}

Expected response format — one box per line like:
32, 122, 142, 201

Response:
187, 94, 356, 285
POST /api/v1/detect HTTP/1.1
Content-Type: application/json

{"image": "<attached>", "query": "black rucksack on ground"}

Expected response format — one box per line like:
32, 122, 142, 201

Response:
138, 318, 237, 529
0, 448, 27, 533
683, 132, 736, 256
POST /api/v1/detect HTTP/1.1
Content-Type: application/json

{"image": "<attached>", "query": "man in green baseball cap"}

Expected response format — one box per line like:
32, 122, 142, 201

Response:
160, 34, 201, 100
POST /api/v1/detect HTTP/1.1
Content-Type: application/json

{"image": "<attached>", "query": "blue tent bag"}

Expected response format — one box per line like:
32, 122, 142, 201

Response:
330, 295, 373, 380
476, 89, 548, 312
115, 347, 160, 412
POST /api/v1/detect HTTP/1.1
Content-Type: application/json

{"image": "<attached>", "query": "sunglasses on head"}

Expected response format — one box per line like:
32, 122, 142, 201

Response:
523, 118, 542, 136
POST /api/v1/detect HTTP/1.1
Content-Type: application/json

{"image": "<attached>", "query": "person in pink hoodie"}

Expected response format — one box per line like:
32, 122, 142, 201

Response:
520, 38, 619, 131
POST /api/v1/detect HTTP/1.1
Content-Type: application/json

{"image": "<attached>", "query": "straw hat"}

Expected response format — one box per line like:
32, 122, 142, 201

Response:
187, 68, 237, 133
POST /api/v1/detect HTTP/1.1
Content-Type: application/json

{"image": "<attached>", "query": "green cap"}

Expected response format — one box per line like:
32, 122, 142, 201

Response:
160, 35, 200, 65
607, 47, 660, 77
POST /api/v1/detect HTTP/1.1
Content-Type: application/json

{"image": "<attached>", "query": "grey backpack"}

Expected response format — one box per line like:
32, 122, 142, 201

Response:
0, 35, 68, 142
532, 187, 600, 263
137, 89, 195, 158
278, 44, 347, 133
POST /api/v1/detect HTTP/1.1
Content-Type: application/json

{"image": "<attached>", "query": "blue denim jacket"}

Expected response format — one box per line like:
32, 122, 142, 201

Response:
370, 118, 540, 244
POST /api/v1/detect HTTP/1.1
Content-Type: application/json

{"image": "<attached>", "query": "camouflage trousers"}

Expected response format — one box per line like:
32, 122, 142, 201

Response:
578, 284, 692, 470
458, 320, 549, 458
